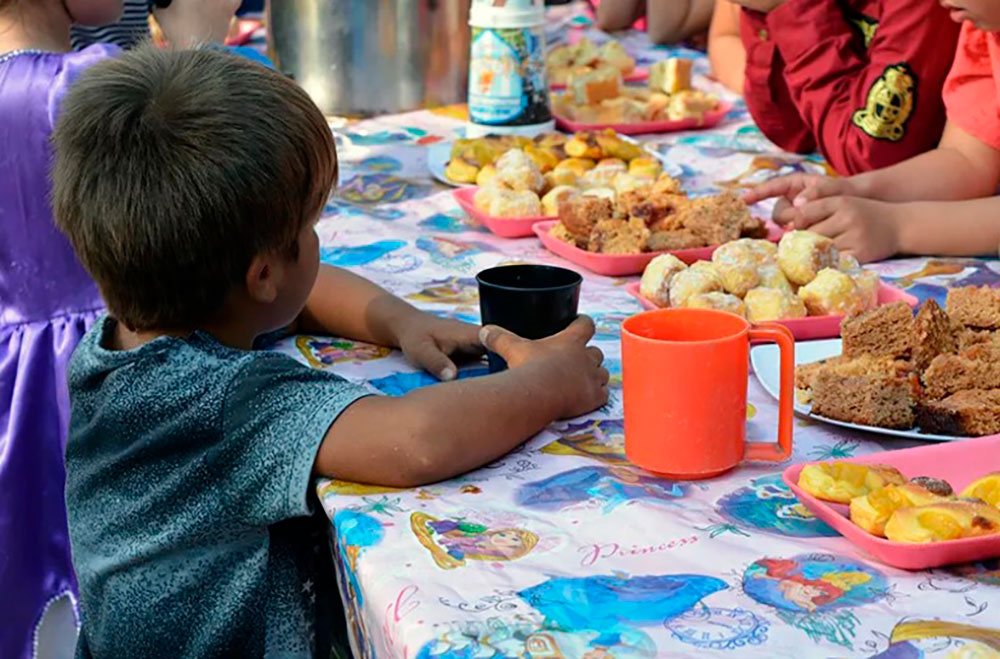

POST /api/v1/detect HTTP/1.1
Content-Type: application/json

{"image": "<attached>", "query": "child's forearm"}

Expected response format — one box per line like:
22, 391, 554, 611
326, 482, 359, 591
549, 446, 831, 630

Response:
298, 265, 417, 347
315, 362, 570, 486
894, 197, 1000, 257
647, 0, 714, 44
708, 0, 745, 92
595, 0, 644, 31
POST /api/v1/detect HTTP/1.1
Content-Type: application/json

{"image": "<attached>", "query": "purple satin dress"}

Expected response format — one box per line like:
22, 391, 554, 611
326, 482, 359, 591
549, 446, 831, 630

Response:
0, 45, 116, 659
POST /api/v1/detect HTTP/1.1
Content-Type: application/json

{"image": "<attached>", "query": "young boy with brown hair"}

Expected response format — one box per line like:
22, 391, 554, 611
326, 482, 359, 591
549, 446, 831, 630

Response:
54, 46, 608, 657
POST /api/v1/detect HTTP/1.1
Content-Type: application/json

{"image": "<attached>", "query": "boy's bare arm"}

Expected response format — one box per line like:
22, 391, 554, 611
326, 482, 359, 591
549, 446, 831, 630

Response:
707, 0, 745, 93
646, 0, 714, 45
595, 0, 645, 32
893, 196, 1000, 257
313, 319, 609, 487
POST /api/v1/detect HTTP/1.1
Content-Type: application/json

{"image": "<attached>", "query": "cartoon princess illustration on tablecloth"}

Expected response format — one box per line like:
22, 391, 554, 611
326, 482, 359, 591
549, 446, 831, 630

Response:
295, 335, 392, 368
406, 277, 480, 305
411, 512, 538, 569
743, 555, 885, 615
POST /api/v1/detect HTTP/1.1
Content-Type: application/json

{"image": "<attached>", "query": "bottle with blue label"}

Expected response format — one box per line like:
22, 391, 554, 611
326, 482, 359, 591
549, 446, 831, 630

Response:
467, 0, 555, 137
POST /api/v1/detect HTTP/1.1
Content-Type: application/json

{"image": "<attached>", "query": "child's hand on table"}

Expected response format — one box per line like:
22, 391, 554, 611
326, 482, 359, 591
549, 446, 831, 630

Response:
396, 316, 484, 382
481, 316, 609, 419
784, 196, 901, 264
743, 174, 859, 226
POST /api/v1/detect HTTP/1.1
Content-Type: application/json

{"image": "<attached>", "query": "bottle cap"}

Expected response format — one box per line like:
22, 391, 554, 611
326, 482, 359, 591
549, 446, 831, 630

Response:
469, 0, 545, 28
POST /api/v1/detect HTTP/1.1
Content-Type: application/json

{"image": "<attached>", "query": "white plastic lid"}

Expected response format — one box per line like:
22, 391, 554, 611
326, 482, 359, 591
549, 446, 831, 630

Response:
469, 0, 545, 28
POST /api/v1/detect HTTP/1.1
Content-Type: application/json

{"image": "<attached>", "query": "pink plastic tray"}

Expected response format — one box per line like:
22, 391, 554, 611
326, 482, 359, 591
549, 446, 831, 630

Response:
624, 281, 919, 340
533, 219, 782, 277
453, 188, 555, 239
553, 101, 733, 136
782, 436, 1000, 570
550, 67, 649, 90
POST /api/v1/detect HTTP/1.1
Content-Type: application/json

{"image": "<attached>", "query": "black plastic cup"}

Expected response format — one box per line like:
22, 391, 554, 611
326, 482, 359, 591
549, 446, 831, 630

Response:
476, 264, 583, 373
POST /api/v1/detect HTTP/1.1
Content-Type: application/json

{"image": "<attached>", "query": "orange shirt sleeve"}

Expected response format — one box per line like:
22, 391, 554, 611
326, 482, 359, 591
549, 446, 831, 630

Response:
943, 22, 1000, 151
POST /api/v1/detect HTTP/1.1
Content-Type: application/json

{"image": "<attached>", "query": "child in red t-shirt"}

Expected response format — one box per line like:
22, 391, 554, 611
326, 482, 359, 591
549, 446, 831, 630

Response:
745, 4, 1000, 263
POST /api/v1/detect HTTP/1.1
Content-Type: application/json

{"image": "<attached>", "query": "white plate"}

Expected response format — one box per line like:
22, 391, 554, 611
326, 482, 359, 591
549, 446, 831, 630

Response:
750, 339, 962, 442
428, 136, 683, 187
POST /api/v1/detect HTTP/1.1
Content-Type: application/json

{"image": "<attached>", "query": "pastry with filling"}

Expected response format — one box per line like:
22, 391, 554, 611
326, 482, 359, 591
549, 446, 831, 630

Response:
639, 254, 688, 307
777, 230, 839, 286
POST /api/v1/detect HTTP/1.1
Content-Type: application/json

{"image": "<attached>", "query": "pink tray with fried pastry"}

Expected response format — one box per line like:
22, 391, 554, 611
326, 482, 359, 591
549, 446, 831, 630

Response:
550, 67, 649, 91
533, 218, 782, 277
624, 281, 918, 340
453, 188, 555, 239
553, 101, 733, 136
782, 436, 1000, 570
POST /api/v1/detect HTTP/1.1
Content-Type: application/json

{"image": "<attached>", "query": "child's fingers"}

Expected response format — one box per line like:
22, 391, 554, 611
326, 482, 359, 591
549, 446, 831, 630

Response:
479, 325, 526, 360
793, 197, 840, 230
771, 198, 799, 225
793, 179, 844, 207
556, 315, 596, 345
804, 213, 850, 241
742, 175, 806, 205
410, 339, 459, 381
586, 346, 604, 366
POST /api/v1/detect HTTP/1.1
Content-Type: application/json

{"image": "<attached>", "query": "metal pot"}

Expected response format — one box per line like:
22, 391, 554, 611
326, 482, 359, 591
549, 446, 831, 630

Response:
266, 0, 470, 117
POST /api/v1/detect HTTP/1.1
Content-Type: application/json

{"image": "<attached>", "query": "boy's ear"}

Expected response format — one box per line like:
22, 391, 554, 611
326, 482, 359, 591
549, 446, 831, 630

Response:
245, 254, 281, 305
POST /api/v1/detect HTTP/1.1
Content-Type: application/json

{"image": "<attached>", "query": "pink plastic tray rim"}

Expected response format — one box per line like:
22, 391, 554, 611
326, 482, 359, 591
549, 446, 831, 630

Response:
550, 67, 649, 90
453, 188, 555, 239
781, 435, 1000, 570
553, 101, 733, 136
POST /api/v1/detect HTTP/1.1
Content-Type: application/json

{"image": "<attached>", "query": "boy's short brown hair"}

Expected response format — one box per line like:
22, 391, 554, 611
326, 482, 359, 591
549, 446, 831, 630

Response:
53, 46, 337, 331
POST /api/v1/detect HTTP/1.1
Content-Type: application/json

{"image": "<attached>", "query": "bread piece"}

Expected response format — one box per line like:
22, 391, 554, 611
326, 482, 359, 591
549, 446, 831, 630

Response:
685, 291, 746, 317
777, 230, 839, 285
946, 286, 1000, 329
916, 389, 1000, 437
797, 268, 865, 316
811, 356, 917, 429
912, 299, 959, 371
549, 221, 578, 246
959, 328, 1000, 350
598, 41, 636, 75
569, 65, 622, 105
587, 216, 650, 254
639, 254, 688, 307
841, 301, 915, 359
647, 229, 704, 251
622, 192, 687, 230
627, 157, 662, 179
649, 57, 692, 94
558, 196, 613, 243
650, 174, 684, 196
744, 287, 807, 322
922, 354, 1000, 399
664, 90, 718, 121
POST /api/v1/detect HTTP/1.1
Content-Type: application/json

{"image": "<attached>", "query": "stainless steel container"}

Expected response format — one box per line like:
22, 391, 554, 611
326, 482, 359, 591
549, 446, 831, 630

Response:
266, 0, 470, 117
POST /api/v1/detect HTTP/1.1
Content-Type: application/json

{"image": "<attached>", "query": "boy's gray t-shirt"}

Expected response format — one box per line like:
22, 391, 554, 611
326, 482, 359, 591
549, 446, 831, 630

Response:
66, 316, 369, 657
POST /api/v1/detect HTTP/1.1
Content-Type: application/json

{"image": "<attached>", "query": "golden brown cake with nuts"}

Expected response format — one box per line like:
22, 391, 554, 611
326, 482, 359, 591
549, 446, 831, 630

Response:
912, 299, 959, 371
841, 301, 915, 360
810, 356, 916, 429
922, 353, 1000, 400
916, 389, 1000, 437
946, 286, 1000, 329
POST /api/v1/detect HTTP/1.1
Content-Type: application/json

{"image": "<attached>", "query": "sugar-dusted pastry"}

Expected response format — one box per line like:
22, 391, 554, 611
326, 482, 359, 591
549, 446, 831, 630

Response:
569, 65, 623, 105
669, 267, 722, 308
649, 57, 692, 94
598, 40, 636, 75
777, 230, 839, 285
473, 185, 496, 213
588, 216, 650, 254
716, 262, 760, 298
797, 268, 866, 316
541, 186, 578, 217
639, 254, 688, 307
712, 238, 778, 267
960, 472, 1000, 508
685, 292, 746, 317
475, 163, 497, 187
756, 263, 794, 295
689, 260, 722, 285
850, 483, 950, 537
885, 501, 1000, 543
485, 188, 542, 218
583, 158, 628, 187
798, 462, 907, 504
664, 90, 718, 121
627, 156, 662, 179
494, 148, 545, 193
744, 287, 807, 322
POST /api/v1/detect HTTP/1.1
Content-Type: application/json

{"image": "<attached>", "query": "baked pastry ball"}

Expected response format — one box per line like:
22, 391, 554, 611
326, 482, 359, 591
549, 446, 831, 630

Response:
545, 169, 578, 189
744, 287, 807, 322
713, 238, 778, 267
756, 264, 794, 295
627, 157, 662, 179
838, 253, 861, 273
494, 148, 545, 193
850, 268, 880, 311
670, 268, 723, 308
639, 254, 688, 307
797, 268, 865, 316
541, 186, 578, 216
473, 185, 496, 212
777, 230, 839, 285
583, 158, 628, 187
716, 262, 760, 298
554, 157, 596, 177
487, 188, 542, 217
475, 164, 497, 187
689, 260, 722, 285
581, 187, 616, 202
612, 173, 653, 196
685, 292, 746, 318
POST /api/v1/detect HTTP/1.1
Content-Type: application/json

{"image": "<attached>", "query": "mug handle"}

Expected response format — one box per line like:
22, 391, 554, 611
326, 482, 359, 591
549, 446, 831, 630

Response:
744, 323, 794, 462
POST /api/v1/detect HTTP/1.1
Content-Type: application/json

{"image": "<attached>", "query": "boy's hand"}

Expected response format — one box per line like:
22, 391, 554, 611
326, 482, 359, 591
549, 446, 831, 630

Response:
397, 315, 484, 382
744, 174, 859, 226
480, 316, 610, 419
789, 196, 901, 263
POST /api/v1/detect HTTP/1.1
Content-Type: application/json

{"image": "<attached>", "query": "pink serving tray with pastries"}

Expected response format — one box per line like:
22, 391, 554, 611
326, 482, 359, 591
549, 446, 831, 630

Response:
533, 218, 782, 277
782, 435, 1000, 570
624, 280, 918, 340
554, 101, 733, 136
453, 188, 555, 239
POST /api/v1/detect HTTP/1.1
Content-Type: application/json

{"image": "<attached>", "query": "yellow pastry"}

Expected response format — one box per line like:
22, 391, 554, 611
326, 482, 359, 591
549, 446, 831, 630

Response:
716, 262, 760, 298
685, 291, 746, 317
850, 483, 950, 537
627, 156, 662, 179
583, 158, 628, 187
756, 264, 795, 295
777, 230, 839, 285
445, 157, 479, 184
669, 268, 722, 308
524, 144, 559, 173
797, 268, 866, 316
612, 173, 653, 196
744, 287, 807, 322
598, 40, 636, 75
564, 133, 604, 160
639, 254, 688, 307
485, 188, 542, 218
473, 185, 496, 213
961, 472, 1000, 508
838, 253, 861, 272
475, 164, 497, 187
798, 462, 907, 504
713, 238, 778, 267
581, 187, 616, 202
554, 157, 597, 176
885, 501, 1000, 543
541, 186, 578, 217
494, 148, 545, 193
545, 169, 578, 189
594, 130, 644, 161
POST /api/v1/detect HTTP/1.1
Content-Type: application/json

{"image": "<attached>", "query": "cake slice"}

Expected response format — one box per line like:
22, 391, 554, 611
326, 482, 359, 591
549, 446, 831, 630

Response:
922, 354, 1000, 399
841, 301, 915, 359
558, 196, 613, 244
916, 389, 1000, 437
912, 299, 959, 371
946, 286, 1000, 329
569, 65, 622, 105
649, 58, 691, 94
811, 356, 916, 429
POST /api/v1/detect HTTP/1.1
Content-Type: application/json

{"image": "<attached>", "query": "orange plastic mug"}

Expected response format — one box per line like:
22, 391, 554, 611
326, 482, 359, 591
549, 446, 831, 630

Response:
621, 308, 795, 480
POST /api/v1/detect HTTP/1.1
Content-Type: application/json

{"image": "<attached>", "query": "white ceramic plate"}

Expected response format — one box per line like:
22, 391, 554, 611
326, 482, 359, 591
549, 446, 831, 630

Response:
750, 339, 962, 442
427, 135, 683, 187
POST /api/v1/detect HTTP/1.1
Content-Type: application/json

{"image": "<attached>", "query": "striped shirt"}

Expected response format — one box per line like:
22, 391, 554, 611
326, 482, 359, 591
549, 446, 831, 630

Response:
70, 0, 150, 51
